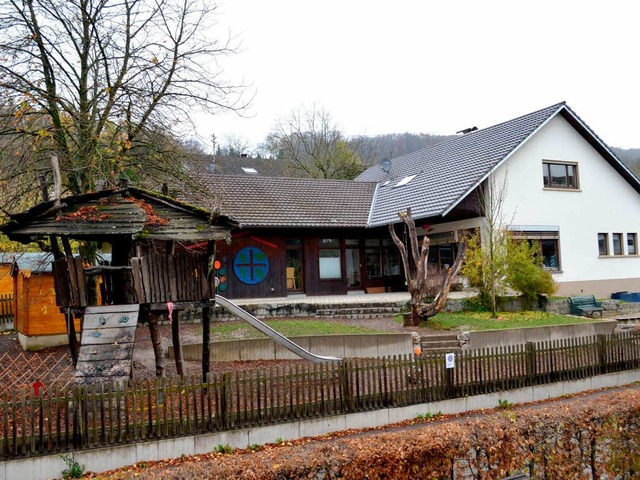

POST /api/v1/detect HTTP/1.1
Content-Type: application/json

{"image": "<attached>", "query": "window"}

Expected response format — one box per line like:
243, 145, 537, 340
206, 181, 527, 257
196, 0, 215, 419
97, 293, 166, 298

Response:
393, 173, 418, 188
612, 233, 623, 255
543, 161, 578, 189
628, 233, 638, 255
241, 167, 258, 174
318, 239, 341, 279
511, 229, 561, 271
598, 233, 609, 256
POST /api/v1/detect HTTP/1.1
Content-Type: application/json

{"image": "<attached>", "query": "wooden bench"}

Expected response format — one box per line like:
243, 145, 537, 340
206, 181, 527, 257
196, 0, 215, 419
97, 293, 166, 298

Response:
569, 295, 604, 317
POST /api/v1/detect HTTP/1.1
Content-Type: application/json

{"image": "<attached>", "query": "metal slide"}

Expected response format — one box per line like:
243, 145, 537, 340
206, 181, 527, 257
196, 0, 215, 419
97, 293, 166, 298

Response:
215, 295, 342, 363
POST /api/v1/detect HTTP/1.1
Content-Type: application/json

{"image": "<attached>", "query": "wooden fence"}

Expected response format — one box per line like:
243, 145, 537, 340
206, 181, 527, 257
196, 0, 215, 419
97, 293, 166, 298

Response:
2, 332, 640, 459
0, 294, 13, 326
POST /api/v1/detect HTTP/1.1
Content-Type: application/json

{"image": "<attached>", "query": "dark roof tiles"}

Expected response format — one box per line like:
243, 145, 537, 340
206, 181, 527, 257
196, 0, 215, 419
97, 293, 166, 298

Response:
357, 103, 567, 226
187, 175, 376, 228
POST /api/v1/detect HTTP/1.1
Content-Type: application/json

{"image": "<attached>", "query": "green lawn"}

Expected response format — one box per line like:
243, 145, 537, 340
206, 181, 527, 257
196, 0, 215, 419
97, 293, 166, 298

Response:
426, 310, 604, 331
206, 320, 385, 341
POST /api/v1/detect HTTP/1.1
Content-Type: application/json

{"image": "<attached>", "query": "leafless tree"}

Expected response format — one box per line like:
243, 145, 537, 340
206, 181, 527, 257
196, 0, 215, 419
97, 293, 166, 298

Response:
389, 208, 467, 327
0, 0, 247, 207
264, 105, 366, 179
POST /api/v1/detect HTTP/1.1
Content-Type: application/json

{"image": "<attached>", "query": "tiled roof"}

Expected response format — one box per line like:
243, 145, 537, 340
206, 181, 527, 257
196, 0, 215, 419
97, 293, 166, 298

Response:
1, 188, 234, 243
186, 174, 377, 228
212, 157, 307, 177
357, 103, 568, 226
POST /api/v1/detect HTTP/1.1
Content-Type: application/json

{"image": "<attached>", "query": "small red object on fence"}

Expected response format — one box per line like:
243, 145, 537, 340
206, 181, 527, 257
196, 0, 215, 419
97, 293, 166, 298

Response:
32, 380, 45, 397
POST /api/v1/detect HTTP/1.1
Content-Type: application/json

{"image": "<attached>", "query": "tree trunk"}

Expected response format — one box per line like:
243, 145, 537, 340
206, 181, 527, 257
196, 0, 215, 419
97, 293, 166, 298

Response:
146, 309, 164, 377
172, 310, 185, 377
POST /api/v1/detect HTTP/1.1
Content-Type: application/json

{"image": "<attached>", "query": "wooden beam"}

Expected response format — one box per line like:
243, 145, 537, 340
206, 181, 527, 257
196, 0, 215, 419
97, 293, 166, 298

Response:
146, 308, 164, 377
49, 235, 63, 260
202, 240, 215, 377
202, 306, 211, 379
61, 236, 73, 257
66, 310, 79, 367
171, 311, 185, 377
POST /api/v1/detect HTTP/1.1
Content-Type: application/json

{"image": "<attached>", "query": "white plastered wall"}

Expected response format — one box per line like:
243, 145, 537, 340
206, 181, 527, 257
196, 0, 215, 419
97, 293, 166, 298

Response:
491, 114, 640, 293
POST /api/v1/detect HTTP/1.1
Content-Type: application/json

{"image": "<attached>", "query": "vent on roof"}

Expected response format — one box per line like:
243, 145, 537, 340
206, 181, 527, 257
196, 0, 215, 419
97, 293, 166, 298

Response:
456, 126, 478, 134
241, 167, 258, 174
393, 173, 418, 188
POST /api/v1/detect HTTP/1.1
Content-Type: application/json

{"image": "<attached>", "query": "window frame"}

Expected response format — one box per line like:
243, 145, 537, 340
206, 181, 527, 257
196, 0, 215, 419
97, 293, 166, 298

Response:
598, 233, 609, 256
542, 160, 579, 190
318, 239, 342, 280
612, 233, 624, 256
627, 233, 638, 256
510, 230, 561, 272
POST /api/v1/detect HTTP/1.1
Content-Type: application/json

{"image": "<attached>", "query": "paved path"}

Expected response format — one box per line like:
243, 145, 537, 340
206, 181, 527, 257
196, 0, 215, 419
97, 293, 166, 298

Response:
230, 290, 476, 307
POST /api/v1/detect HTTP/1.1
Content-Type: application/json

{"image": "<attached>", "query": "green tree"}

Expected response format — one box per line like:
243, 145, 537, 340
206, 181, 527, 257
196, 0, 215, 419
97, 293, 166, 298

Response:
0, 0, 246, 207
264, 105, 366, 179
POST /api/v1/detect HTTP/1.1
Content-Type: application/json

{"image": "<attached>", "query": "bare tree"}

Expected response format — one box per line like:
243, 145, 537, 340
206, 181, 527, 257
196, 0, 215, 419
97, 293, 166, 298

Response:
389, 208, 467, 327
462, 175, 511, 318
264, 105, 366, 179
0, 0, 246, 205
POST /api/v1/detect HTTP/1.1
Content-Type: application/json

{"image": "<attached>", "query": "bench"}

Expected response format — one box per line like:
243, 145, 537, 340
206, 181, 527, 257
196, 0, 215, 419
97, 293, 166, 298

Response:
568, 295, 604, 317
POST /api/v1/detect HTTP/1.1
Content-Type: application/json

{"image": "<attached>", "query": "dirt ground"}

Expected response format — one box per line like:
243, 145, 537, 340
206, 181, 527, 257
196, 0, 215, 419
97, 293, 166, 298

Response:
0, 316, 442, 386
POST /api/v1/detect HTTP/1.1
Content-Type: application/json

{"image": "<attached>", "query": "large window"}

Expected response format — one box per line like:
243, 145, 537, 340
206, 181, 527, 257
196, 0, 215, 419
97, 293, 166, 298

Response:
598, 233, 609, 256
511, 229, 561, 271
318, 239, 341, 279
543, 161, 579, 189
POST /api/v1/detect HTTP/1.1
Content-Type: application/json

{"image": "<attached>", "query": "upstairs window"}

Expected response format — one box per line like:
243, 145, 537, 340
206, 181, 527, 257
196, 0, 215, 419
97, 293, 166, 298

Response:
543, 161, 578, 189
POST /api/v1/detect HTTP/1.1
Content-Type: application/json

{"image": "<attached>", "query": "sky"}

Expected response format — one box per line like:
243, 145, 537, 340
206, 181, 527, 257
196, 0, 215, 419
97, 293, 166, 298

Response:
197, 0, 640, 152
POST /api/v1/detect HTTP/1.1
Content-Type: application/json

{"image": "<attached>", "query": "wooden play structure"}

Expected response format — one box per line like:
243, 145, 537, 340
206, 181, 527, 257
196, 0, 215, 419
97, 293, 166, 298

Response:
0, 185, 236, 385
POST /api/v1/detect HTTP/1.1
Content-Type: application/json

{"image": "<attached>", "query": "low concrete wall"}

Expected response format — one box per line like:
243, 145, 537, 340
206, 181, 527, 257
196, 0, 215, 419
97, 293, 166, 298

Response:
463, 320, 618, 349
4, 369, 639, 480
170, 334, 414, 362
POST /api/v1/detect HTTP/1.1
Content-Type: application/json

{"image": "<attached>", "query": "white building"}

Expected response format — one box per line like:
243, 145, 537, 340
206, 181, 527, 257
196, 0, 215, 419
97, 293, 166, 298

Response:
357, 102, 640, 297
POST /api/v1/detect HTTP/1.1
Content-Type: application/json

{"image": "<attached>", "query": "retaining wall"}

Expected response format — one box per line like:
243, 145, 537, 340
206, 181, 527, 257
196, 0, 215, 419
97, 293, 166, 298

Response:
462, 320, 618, 349
170, 333, 414, 362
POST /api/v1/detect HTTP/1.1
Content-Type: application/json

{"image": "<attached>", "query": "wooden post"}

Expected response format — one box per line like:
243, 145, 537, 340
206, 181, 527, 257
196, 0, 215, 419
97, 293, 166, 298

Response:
147, 309, 164, 377
61, 237, 73, 257
49, 235, 63, 260
172, 310, 185, 377
202, 306, 211, 378
66, 310, 79, 367
202, 240, 215, 378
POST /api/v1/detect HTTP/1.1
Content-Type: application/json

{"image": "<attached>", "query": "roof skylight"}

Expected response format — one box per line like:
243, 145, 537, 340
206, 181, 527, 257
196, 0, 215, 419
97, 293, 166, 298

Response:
241, 167, 258, 174
393, 173, 418, 188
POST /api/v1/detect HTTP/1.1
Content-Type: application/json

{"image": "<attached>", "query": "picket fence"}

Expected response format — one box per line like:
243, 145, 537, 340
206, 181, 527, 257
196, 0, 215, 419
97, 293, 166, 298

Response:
0, 294, 13, 325
1, 331, 640, 460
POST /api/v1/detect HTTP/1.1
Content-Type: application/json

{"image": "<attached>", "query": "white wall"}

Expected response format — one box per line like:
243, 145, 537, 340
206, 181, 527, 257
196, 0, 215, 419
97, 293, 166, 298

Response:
493, 114, 640, 285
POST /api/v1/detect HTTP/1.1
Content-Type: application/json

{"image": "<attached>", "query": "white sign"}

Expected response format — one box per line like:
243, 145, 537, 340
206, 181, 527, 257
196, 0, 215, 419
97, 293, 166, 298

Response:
445, 352, 456, 369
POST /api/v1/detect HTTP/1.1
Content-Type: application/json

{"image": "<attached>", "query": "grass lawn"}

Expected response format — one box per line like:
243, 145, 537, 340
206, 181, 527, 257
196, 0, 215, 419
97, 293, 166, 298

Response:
425, 310, 605, 331
205, 320, 385, 341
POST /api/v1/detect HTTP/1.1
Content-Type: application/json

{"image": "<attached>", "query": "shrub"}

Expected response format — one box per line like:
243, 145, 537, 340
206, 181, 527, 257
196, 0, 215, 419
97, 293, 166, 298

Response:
506, 238, 556, 308
60, 454, 84, 479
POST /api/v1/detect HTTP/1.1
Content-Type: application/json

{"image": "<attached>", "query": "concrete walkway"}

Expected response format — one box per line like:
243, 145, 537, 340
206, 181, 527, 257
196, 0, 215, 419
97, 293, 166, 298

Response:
229, 290, 475, 307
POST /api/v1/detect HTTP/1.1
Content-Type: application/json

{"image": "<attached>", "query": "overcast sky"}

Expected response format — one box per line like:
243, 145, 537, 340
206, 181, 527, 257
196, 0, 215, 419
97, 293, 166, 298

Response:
199, 0, 640, 151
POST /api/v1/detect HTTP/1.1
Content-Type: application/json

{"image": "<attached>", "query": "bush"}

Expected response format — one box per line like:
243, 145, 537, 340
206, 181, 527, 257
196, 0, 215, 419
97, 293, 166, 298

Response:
506, 239, 556, 308
60, 454, 84, 479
